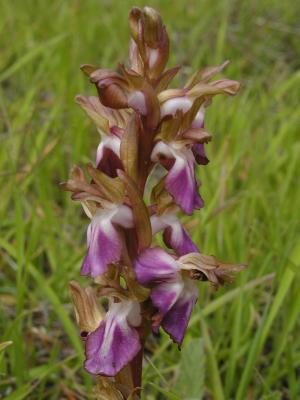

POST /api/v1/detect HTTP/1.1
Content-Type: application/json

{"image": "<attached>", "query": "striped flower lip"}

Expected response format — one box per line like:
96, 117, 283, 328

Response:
84, 299, 142, 376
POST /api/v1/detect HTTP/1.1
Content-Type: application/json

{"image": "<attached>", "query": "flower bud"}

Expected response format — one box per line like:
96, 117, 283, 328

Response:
128, 7, 169, 79
90, 69, 130, 109
142, 7, 163, 47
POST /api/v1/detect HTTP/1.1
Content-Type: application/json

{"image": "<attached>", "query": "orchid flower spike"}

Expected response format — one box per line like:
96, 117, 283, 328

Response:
62, 5, 244, 398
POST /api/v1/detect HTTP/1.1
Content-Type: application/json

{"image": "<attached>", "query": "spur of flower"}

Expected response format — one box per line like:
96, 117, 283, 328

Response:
62, 5, 245, 398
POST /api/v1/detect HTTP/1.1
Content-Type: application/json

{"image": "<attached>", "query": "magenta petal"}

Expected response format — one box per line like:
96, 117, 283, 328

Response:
163, 225, 199, 256
81, 214, 122, 278
128, 91, 147, 115
151, 213, 199, 256
151, 281, 183, 317
134, 248, 179, 285
192, 143, 209, 165
194, 188, 205, 210
162, 284, 198, 346
84, 301, 141, 376
166, 156, 203, 215
97, 146, 123, 178
191, 107, 205, 129
96, 135, 122, 178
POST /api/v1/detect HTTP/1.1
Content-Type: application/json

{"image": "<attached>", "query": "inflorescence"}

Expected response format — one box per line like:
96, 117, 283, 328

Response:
62, 6, 244, 398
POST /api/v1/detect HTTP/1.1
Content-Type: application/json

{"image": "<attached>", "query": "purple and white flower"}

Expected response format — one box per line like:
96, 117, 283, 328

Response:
134, 247, 198, 345
134, 248, 244, 346
85, 299, 142, 376
82, 204, 134, 278
66, 6, 243, 387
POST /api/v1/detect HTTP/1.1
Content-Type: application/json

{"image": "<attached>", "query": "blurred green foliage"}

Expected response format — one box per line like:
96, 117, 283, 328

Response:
0, 0, 299, 398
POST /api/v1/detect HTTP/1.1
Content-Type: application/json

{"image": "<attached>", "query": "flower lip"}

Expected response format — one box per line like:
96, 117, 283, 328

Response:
84, 299, 142, 376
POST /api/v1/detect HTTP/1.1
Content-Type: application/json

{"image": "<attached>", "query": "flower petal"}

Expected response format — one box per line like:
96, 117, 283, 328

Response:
161, 281, 198, 346
151, 280, 184, 318
81, 210, 123, 278
128, 91, 147, 115
84, 301, 141, 376
191, 107, 205, 129
165, 150, 204, 214
134, 247, 179, 285
192, 143, 209, 165
160, 96, 192, 118
188, 105, 206, 163
163, 224, 199, 256
96, 136, 122, 178
151, 213, 199, 256
111, 205, 134, 229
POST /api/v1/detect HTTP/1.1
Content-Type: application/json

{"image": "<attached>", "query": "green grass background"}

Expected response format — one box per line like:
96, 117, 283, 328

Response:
0, 0, 300, 398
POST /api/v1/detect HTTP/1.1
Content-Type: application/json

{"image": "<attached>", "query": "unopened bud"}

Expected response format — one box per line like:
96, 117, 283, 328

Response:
128, 7, 169, 79
90, 70, 130, 109
142, 7, 163, 48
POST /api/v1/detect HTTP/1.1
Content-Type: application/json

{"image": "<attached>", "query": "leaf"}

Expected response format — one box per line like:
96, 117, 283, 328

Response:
0, 33, 67, 83
236, 238, 300, 400
28, 264, 83, 357
201, 320, 225, 400
175, 338, 205, 400
120, 114, 139, 183
148, 383, 180, 400
0, 341, 13, 353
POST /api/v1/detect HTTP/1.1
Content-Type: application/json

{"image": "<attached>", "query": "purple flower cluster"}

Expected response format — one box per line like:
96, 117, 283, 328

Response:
63, 6, 244, 395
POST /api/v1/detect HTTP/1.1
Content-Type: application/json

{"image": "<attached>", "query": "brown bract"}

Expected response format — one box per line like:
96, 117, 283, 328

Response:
69, 281, 103, 334
128, 7, 169, 80
60, 164, 126, 216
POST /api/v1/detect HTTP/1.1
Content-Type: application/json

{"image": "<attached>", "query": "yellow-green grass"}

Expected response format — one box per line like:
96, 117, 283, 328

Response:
0, 0, 299, 398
